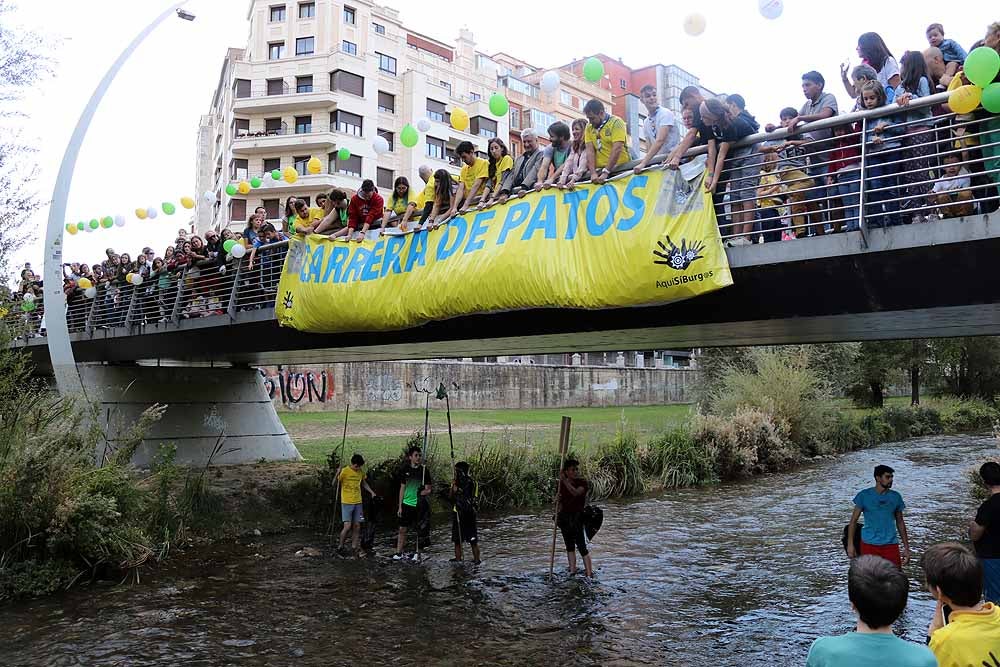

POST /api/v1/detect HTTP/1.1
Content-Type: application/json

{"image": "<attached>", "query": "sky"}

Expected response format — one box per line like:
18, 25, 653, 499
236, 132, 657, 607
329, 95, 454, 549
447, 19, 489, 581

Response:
8, 0, 997, 278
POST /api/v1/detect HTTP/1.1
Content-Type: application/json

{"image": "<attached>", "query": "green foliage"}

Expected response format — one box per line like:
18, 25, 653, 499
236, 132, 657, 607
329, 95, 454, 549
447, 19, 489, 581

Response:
588, 430, 645, 499
879, 406, 943, 440
933, 397, 999, 432
823, 412, 870, 452
692, 407, 795, 480
643, 426, 717, 489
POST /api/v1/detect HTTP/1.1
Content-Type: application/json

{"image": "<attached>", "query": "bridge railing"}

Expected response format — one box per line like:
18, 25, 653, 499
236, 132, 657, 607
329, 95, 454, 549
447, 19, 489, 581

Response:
6, 92, 998, 343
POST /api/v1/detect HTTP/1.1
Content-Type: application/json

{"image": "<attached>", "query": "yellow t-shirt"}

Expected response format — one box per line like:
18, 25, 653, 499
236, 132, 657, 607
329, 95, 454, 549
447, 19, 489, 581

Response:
291, 207, 325, 232
459, 157, 489, 192
415, 173, 459, 208
584, 114, 629, 170
338, 466, 365, 505
386, 194, 410, 215
488, 154, 514, 192
929, 603, 1000, 667
757, 171, 783, 209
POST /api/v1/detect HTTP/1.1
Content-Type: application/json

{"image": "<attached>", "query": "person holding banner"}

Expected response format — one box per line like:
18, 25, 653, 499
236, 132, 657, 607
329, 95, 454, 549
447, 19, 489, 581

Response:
558, 458, 593, 577
583, 98, 630, 185
447, 141, 489, 219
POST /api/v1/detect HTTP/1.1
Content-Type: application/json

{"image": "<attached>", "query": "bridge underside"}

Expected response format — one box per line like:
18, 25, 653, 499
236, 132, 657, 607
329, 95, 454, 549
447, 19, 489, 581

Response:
20, 216, 1000, 369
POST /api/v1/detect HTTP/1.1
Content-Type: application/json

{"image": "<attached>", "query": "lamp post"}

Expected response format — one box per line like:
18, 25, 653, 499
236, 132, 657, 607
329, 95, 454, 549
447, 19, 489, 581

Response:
43, 2, 193, 396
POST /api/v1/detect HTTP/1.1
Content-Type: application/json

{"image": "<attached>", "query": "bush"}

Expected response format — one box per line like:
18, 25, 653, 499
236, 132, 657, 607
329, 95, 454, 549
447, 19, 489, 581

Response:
823, 413, 870, 453
693, 408, 792, 480
935, 398, 999, 433
859, 413, 893, 446
644, 426, 716, 489
879, 406, 943, 440
588, 430, 645, 500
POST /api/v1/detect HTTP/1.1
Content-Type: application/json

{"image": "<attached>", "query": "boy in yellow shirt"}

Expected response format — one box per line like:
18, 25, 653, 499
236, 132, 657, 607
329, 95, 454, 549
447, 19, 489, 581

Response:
337, 454, 376, 557
923, 541, 1000, 667
583, 98, 630, 184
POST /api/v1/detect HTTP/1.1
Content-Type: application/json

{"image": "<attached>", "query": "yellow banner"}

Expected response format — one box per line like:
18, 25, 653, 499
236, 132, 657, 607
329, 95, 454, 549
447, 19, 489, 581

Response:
275, 169, 732, 333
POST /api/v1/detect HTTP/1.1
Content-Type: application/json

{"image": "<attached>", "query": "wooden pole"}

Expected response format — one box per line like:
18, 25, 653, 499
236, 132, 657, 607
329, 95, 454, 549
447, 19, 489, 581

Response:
549, 416, 571, 578
446, 392, 462, 547
330, 402, 350, 540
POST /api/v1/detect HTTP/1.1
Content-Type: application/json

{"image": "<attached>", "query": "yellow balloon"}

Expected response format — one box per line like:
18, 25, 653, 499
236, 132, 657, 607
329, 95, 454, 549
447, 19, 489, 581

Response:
947, 74, 964, 92
77, 277, 92, 289
949, 84, 982, 115
307, 156, 322, 175
237, 180, 251, 195
283, 166, 299, 184
180, 196, 195, 209
125, 273, 135, 284
135, 207, 148, 220
450, 107, 469, 132
67, 225, 79, 236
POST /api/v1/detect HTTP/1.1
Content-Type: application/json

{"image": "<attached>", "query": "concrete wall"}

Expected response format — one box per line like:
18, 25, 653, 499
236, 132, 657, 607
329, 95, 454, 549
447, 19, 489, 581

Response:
257, 361, 698, 411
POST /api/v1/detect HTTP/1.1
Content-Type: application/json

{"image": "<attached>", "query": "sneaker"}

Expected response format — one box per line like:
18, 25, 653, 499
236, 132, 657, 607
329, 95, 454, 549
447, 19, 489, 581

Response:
732, 236, 751, 246
392, 553, 403, 561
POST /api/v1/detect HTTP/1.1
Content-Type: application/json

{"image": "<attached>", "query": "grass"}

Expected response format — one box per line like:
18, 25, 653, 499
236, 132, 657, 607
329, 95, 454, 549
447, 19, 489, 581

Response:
282, 405, 695, 465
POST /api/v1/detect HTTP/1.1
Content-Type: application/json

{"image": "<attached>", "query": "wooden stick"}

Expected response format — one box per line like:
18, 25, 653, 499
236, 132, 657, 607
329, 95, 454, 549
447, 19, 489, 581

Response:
549, 416, 572, 578
330, 402, 350, 540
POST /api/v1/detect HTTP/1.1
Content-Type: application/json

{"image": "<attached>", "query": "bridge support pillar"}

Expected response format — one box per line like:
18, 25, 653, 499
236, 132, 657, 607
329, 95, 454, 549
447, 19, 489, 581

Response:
80, 365, 301, 467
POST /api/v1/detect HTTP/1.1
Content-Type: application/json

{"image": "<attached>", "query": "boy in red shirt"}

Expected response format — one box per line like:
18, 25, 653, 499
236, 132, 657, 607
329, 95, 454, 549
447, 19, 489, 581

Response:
333, 179, 384, 242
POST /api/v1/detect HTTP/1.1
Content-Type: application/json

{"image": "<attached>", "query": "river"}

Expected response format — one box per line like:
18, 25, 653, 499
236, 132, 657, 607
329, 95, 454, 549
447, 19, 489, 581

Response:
2, 435, 994, 666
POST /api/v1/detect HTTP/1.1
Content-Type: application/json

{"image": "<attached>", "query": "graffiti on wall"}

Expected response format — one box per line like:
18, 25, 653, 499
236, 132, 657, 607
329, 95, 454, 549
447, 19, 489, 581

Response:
260, 366, 335, 405
366, 374, 403, 402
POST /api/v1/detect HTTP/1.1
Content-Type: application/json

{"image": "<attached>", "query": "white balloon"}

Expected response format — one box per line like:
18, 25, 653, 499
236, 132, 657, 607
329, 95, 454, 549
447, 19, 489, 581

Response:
22, 292, 35, 303
231, 244, 246, 259
84, 286, 97, 299
683, 13, 706, 36
114, 214, 125, 228
131, 275, 143, 286
263, 172, 273, 185
372, 135, 390, 155
203, 190, 215, 203
84, 224, 94, 233
416, 118, 431, 132
146, 207, 158, 219
540, 70, 561, 94
758, 0, 783, 19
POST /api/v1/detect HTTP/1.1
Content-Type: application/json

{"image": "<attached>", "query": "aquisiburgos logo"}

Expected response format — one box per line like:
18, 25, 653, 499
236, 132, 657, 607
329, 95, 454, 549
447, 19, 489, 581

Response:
653, 236, 713, 288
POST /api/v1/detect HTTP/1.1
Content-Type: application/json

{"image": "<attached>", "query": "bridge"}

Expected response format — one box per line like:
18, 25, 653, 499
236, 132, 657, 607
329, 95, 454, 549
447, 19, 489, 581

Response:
9, 92, 1000, 464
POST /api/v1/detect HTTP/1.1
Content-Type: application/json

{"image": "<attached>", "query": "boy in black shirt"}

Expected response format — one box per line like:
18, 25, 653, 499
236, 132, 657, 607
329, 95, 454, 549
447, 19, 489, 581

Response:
450, 461, 481, 564
971, 461, 1000, 603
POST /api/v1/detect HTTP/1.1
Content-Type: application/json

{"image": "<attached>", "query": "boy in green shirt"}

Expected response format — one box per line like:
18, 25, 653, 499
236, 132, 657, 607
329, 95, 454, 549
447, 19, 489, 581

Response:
337, 454, 375, 557
394, 446, 431, 560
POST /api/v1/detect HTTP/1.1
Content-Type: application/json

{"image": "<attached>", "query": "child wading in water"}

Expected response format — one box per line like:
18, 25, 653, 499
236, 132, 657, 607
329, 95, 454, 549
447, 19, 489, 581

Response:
337, 454, 376, 557
450, 461, 481, 564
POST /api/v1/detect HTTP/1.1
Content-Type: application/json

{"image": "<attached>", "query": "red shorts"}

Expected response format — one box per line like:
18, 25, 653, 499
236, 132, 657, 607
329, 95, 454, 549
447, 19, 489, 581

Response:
861, 541, 902, 567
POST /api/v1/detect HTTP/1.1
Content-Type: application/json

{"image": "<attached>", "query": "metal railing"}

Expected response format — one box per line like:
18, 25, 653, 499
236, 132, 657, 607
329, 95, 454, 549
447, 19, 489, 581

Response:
8, 91, 999, 342
233, 80, 336, 100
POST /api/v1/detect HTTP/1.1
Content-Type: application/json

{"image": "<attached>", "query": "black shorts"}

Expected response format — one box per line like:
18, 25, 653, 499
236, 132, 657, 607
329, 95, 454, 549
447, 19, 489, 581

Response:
558, 512, 588, 556
451, 510, 478, 544
400, 503, 418, 528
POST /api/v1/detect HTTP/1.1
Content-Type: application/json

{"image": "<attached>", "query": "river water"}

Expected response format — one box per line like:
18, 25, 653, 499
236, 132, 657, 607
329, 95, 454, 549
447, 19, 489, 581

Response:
2, 435, 994, 666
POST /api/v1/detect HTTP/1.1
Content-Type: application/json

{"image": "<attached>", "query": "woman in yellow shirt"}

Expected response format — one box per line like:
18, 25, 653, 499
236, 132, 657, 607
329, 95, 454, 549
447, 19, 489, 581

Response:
480, 138, 513, 207
382, 177, 411, 229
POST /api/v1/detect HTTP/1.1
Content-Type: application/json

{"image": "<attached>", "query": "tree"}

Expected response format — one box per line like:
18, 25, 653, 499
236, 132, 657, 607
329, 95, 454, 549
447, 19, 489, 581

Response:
929, 337, 1000, 400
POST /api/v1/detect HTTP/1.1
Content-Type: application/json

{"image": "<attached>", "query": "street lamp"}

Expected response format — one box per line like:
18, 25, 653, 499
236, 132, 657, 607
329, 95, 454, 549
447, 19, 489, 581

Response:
43, 2, 193, 397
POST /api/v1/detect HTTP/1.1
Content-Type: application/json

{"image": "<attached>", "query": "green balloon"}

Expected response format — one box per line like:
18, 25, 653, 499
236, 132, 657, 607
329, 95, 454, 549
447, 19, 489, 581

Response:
222, 239, 236, 253
488, 93, 509, 117
77, 222, 85, 231
225, 183, 238, 196
981, 82, 1000, 114
271, 169, 281, 181
582, 57, 604, 83
21, 301, 36, 313
965, 46, 1000, 88
250, 176, 262, 188
89, 219, 99, 229
100, 216, 114, 228
337, 147, 351, 162
399, 124, 419, 148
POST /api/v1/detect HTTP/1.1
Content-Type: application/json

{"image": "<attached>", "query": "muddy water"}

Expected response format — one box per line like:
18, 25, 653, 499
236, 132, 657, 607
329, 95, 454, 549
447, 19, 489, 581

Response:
1, 435, 993, 666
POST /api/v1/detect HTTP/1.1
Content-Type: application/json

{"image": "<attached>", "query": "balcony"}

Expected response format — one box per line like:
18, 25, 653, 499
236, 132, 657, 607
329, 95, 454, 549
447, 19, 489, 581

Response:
246, 172, 360, 197
232, 123, 337, 155
232, 81, 337, 114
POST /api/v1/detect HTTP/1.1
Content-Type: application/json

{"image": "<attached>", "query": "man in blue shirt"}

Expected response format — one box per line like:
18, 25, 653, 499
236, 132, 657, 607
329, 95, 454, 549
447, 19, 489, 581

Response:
847, 465, 911, 568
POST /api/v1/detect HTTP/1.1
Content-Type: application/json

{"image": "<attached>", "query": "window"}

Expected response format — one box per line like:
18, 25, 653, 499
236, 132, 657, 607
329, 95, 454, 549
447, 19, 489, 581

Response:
439, 81, 452, 95
269, 5, 285, 21
263, 157, 281, 173
230, 158, 248, 180
294, 155, 310, 173
296, 75, 313, 93
377, 128, 393, 152
262, 198, 280, 219
377, 91, 394, 113
268, 42, 285, 60
234, 78, 251, 99
426, 136, 445, 160
298, 2, 314, 18
264, 118, 284, 134
560, 91, 572, 107
229, 199, 247, 223
233, 118, 250, 137
470, 116, 497, 139
470, 92, 481, 102
426, 98, 446, 123
509, 108, 521, 130
296, 37, 315, 56
372, 22, 385, 34
295, 115, 312, 134
333, 110, 362, 136
377, 167, 393, 190
376, 52, 396, 74
332, 153, 362, 177
331, 70, 364, 97
527, 108, 557, 134
267, 78, 286, 95
341, 40, 357, 56
343, 6, 355, 24
620, 78, 627, 90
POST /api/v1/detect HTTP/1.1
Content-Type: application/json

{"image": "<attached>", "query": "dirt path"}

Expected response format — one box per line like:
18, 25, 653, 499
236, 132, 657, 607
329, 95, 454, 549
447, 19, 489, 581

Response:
288, 421, 557, 441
